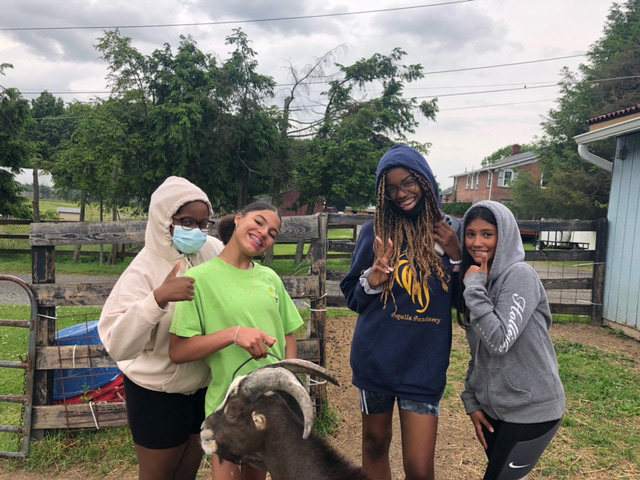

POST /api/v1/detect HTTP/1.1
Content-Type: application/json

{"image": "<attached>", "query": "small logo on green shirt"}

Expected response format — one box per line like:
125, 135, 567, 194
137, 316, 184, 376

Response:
268, 287, 279, 304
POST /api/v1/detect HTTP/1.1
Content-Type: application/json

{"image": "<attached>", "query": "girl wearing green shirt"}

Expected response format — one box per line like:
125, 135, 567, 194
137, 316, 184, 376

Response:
169, 202, 303, 480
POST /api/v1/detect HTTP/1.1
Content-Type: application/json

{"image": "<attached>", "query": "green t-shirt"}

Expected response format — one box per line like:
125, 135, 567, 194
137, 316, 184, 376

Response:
170, 257, 304, 415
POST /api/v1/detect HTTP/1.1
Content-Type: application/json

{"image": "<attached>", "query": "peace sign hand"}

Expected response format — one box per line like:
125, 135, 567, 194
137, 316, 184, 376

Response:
465, 252, 489, 278
369, 236, 394, 288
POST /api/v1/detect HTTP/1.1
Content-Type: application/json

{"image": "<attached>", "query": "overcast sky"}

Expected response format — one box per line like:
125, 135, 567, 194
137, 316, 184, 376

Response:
1, 0, 614, 191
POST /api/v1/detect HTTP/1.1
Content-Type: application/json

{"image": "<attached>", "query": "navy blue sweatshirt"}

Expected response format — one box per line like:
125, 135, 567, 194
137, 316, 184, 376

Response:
340, 145, 458, 404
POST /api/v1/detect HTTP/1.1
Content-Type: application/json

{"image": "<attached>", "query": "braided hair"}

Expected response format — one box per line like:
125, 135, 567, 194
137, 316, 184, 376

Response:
374, 168, 449, 309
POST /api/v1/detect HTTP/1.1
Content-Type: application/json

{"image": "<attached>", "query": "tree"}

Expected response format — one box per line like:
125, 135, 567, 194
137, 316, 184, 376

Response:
294, 48, 438, 211
273, 45, 348, 207
94, 29, 285, 211
0, 66, 34, 218
527, 0, 640, 219
214, 29, 281, 209
481, 143, 533, 167
29, 91, 68, 221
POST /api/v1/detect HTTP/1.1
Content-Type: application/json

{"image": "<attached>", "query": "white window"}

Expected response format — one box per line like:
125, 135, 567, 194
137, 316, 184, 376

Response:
498, 168, 514, 187
487, 171, 493, 187
465, 174, 470, 190
474, 173, 480, 189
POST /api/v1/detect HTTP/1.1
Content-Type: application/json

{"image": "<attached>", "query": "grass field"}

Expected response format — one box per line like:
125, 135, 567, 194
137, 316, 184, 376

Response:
442, 327, 640, 478
0, 305, 638, 477
0, 304, 346, 471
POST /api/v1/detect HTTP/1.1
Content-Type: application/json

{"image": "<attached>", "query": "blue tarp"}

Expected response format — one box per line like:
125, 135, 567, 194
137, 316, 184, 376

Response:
53, 321, 121, 401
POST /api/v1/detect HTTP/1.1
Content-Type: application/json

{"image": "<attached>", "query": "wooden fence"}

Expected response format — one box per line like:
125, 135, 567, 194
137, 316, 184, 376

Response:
324, 215, 608, 325
22, 213, 606, 434
0, 219, 137, 260
28, 215, 328, 432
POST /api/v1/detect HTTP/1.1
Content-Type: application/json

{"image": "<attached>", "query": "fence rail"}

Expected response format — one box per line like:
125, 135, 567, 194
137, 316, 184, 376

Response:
27, 214, 330, 433
323, 215, 607, 323
1, 213, 608, 441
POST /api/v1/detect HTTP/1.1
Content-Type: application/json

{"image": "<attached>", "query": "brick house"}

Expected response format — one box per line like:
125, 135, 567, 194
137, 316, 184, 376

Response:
446, 145, 542, 204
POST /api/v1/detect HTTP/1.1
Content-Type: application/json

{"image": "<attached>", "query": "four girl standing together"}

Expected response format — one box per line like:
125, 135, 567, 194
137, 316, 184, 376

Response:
100, 145, 566, 480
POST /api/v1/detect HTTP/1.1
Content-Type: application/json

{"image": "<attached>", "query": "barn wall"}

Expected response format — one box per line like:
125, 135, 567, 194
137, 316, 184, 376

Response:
603, 131, 640, 330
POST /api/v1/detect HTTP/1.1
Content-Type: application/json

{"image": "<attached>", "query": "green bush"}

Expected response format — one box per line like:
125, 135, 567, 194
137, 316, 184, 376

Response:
442, 202, 471, 217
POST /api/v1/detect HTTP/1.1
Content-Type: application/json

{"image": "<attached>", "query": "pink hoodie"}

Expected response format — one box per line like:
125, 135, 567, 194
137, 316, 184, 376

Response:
98, 176, 223, 394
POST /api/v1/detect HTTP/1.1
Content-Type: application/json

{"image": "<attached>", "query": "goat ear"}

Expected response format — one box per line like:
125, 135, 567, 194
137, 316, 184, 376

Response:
252, 411, 267, 431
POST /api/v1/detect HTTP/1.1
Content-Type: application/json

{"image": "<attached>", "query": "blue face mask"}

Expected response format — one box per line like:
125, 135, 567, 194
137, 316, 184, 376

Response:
172, 225, 207, 254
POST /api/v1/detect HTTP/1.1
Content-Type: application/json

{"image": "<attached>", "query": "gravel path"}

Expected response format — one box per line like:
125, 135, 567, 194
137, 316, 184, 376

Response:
0, 274, 121, 305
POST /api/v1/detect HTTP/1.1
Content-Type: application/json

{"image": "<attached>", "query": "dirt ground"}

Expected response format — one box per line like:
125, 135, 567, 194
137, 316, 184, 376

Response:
324, 315, 487, 480
2, 316, 640, 480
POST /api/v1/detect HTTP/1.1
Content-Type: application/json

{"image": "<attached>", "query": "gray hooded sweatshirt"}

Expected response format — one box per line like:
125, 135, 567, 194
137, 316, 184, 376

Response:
460, 201, 566, 423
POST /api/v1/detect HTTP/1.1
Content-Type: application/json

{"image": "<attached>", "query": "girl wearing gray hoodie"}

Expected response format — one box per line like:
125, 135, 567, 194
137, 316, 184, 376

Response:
458, 201, 565, 480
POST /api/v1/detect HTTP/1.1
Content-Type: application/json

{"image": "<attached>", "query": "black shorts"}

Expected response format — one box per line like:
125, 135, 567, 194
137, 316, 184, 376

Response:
123, 375, 207, 450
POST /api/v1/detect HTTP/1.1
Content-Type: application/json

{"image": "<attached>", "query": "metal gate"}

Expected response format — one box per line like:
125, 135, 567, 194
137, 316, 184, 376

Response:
0, 275, 37, 459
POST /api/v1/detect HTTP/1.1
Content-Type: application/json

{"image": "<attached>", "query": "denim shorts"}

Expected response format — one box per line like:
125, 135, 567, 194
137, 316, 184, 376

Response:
359, 389, 440, 417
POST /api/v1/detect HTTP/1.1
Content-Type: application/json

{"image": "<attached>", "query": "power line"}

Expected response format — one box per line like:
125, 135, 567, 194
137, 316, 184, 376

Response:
406, 74, 640, 91
22, 68, 638, 98
422, 54, 586, 75
32, 98, 558, 121
17, 51, 624, 98
279, 73, 640, 108
275, 54, 588, 86
24, 74, 639, 119
413, 83, 557, 99
439, 98, 556, 111
0, 1, 473, 32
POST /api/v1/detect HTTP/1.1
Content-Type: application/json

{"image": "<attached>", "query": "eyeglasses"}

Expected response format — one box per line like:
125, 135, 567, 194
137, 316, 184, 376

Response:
172, 216, 215, 233
384, 177, 419, 200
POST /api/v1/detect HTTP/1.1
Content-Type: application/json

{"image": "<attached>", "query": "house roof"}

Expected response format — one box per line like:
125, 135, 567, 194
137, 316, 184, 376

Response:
440, 186, 454, 196
575, 115, 640, 145
450, 151, 537, 178
586, 104, 640, 125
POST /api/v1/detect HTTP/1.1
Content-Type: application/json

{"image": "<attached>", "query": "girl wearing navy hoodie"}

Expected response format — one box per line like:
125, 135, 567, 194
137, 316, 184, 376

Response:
459, 201, 565, 480
340, 145, 462, 480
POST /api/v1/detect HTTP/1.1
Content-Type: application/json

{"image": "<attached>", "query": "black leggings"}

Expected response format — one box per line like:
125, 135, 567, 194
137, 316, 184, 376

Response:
482, 413, 562, 480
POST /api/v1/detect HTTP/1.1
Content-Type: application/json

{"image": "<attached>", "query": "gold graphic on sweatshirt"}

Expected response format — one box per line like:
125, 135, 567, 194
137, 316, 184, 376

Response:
395, 259, 430, 313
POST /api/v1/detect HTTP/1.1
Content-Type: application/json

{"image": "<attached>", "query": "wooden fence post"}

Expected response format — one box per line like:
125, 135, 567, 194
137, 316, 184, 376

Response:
591, 218, 608, 325
263, 246, 274, 266
31, 244, 56, 439
309, 214, 328, 409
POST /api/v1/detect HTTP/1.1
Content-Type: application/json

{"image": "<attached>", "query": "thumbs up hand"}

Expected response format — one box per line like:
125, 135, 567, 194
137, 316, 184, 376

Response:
465, 252, 489, 279
153, 260, 196, 309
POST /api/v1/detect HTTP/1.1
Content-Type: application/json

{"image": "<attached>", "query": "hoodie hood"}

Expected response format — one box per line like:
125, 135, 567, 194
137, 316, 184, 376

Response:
146, 176, 213, 259
463, 200, 524, 280
376, 145, 442, 209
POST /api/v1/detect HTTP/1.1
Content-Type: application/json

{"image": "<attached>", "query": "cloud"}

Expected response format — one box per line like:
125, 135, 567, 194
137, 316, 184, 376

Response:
372, 4, 509, 56
191, 0, 344, 37
1, 0, 212, 62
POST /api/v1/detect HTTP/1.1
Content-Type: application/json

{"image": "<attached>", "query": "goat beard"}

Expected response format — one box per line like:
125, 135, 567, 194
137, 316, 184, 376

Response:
215, 446, 267, 472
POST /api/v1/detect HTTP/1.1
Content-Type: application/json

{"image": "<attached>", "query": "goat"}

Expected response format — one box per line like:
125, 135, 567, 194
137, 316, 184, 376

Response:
200, 359, 370, 480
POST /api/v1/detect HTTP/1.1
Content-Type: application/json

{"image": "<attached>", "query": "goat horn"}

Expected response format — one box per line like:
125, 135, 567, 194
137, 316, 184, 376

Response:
240, 367, 315, 439
259, 359, 340, 387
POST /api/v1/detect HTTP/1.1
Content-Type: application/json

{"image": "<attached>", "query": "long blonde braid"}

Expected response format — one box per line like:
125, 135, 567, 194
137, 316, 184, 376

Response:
373, 169, 449, 309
